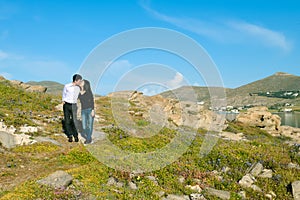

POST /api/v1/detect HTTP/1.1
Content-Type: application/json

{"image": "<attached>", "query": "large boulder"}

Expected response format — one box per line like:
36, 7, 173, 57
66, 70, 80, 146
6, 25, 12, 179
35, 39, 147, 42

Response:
127, 91, 226, 131
236, 106, 281, 134
236, 106, 300, 142
37, 170, 73, 189
9, 80, 47, 92
280, 126, 300, 143
0, 131, 36, 148
26, 85, 47, 93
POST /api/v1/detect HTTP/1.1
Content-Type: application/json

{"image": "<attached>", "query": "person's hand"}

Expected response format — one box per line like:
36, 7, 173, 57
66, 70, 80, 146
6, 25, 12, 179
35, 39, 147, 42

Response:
91, 109, 95, 117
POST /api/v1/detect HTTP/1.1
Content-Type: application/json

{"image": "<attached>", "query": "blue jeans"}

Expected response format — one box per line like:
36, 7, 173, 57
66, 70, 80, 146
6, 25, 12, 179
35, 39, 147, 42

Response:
81, 108, 94, 142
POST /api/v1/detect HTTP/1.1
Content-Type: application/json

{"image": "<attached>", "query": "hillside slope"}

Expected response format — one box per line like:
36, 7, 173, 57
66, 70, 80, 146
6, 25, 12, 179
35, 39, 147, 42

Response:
160, 72, 300, 107
231, 72, 300, 95
26, 81, 64, 95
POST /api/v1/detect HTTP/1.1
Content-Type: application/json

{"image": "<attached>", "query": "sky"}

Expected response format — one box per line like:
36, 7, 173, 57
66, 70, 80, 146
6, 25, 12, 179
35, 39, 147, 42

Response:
0, 0, 300, 95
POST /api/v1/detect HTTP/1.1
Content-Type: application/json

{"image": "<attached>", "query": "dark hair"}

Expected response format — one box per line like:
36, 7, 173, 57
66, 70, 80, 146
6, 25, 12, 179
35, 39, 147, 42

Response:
82, 79, 93, 94
73, 74, 82, 82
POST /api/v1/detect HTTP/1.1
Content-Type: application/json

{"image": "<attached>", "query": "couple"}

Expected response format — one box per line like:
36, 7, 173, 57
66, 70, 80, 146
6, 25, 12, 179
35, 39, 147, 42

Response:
62, 74, 94, 144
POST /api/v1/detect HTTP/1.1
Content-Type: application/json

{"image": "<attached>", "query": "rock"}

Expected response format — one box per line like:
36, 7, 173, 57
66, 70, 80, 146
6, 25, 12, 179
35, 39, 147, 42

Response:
9, 80, 47, 92
178, 176, 185, 184
156, 191, 165, 197
0, 131, 36, 148
126, 91, 226, 131
190, 193, 207, 200
292, 181, 300, 200
10, 80, 23, 86
128, 181, 137, 190
36, 170, 73, 189
221, 166, 231, 173
0, 121, 16, 134
250, 184, 262, 192
205, 187, 230, 200
249, 162, 263, 177
238, 191, 247, 199
162, 194, 190, 200
265, 191, 276, 200
107, 177, 117, 186
258, 169, 273, 178
35, 136, 62, 146
19, 125, 39, 133
288, 162, 300, 170
236, 106, 281, 134
107, 177, 124, 188
280, 126, 300, 143
26, 85, 47, 93
239, 174, 256, 188
265, 194, 273, 200
185, 185, 202, 193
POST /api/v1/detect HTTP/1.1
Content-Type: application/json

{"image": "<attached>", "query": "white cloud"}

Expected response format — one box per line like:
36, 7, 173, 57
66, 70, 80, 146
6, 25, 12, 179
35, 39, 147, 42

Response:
166, 72, 184, 89
140, 0, 291, 51
141, 86, 165, 96
228, 21, 291, 51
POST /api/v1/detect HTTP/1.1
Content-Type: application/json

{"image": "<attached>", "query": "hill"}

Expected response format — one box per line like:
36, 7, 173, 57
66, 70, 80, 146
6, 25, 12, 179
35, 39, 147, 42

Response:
26, 81, 64, 95
160, 72, 300, 107
231, 72, 300, 94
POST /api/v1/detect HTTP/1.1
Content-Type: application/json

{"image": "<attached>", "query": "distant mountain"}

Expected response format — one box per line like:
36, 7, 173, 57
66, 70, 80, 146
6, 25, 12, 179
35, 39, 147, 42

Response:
231, 72, 300, 95
160, 72, 300, 107
26, 81, 64, 95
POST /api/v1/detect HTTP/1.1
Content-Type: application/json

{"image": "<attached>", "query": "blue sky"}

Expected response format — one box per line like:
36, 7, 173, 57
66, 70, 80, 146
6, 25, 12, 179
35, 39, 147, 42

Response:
0, 0, 299, 95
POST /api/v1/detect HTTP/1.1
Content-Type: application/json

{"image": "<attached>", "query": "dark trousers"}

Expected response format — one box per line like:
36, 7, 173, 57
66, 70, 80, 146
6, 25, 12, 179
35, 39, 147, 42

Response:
63, 103, 78, 138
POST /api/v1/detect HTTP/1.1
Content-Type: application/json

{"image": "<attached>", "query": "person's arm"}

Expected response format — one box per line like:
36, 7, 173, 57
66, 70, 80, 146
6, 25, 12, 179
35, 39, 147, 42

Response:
62, 85, 67, 103
91, 94, 95, 117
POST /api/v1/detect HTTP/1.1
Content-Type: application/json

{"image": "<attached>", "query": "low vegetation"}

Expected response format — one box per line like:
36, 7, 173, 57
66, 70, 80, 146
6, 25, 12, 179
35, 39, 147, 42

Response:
0, 81, 299, 199
0, 80, 61, 131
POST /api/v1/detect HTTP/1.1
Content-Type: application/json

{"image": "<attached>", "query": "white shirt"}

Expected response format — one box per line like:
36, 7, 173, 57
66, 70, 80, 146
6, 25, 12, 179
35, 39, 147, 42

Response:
62, 83, 80, 104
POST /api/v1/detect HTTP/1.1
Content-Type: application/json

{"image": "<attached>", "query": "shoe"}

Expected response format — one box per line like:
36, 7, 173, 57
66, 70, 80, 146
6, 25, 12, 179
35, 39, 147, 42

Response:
84, 140, 92, 144
68, 137, 73, 142
74, 137, 79, 142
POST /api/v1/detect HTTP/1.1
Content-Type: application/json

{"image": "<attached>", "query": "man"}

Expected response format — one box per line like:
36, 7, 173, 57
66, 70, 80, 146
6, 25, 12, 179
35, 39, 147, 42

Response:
62, 74, 82, 142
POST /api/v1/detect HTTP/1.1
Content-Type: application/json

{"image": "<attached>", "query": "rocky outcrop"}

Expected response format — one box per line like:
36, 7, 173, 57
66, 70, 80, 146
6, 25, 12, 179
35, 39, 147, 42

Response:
7, 79, 47, 93
0, 131, 36, 148
280, 126, 300, 143
236, 106, 281, 134
0, 121, 16, 134
126, 91, 226, 131
236, 106, 300, 143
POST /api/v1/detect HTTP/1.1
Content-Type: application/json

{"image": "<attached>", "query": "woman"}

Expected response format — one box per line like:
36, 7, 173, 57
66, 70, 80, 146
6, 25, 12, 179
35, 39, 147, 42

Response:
79, 79, 95, 144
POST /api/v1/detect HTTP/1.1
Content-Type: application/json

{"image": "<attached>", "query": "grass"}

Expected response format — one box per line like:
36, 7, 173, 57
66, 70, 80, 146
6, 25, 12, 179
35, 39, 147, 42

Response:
1, 122, 299, 199
0, 80, 60, 132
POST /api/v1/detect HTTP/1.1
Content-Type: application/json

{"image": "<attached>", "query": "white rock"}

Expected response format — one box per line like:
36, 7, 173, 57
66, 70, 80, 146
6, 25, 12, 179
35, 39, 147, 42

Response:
258, 169, 273, 178
185, 185, 202, 193
239, 174, 256, 188
292, 181, 300, 200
